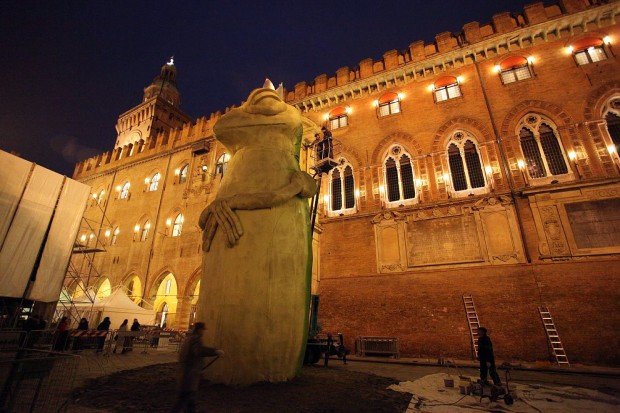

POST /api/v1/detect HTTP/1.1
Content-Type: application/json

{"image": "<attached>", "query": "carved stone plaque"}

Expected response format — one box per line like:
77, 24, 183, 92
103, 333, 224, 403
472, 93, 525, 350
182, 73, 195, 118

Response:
406, 215, 483, 267
565, 198, 620, 249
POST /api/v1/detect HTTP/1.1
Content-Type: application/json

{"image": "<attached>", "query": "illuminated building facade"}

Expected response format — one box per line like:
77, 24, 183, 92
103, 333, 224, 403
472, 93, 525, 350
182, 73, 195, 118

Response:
73, 0, 620, 364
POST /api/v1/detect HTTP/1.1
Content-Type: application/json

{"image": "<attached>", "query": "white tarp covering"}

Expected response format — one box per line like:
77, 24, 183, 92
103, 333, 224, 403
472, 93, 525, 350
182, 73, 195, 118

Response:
0, 150, 89, 302
30, 178, 89, 301
0, 151, 32, 249
78, 289, 156, 328
0, 164, 64, 298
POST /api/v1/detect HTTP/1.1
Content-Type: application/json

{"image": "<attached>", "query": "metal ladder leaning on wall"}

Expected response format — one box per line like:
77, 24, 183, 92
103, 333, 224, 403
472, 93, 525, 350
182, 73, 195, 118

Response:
539, 306, 570, 366
462, 294, 481, 359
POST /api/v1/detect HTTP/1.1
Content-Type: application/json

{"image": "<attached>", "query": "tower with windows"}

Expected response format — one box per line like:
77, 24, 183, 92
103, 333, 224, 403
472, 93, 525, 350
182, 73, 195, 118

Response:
114, 58, 194, 149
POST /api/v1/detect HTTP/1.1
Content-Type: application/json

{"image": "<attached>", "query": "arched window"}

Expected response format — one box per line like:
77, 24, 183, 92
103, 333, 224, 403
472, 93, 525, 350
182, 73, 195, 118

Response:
433, 76, 462, 102
172, 213, 184, 237
111, 227, 119, 245
328, 107, 348, 130
158, 302, 169, 328
497, 56, 532, 84
148, 172, 161, 191
119, 182, 130, 199
376, 92, 401, 118
602, 97, 620, 152
216, 153, 230, 176
328, 159, 355, 214
446, 131, 487, 195
384, 145, 416, 205
178, 164, 189, 184
96, 189, 105, 205
138, 220, 150, 242
570, 37, 607, 65
517, 114, 569, 180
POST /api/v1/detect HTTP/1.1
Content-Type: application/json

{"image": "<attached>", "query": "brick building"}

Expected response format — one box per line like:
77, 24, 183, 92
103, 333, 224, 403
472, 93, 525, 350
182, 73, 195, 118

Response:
72, 0, 620, 364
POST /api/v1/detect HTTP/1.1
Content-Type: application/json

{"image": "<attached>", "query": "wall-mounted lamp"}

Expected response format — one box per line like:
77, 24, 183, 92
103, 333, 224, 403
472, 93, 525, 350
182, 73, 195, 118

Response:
166, 218, 172, 227
397, 93, 405, 100
174, 168, 180, 176
565, 46, 574, 54
144, 178, 150, 184
91, 193, 98, 199
354, 189, 360, 198
456, 76, 464, 83
323, 113, 329, 121
80, 234, 87, 243
517, 160, 529, 186
201, 165, 208, 172
527, 56, 535, 64
104, 230, 111, 237
568, 150, 581, 179
485, 166, 495, 190
116, 185, 122, 192
372, 100, 379, 107
428, 84, 435, 92
604, 36, 612, 45
345, 107, 352, 115
493, 65, 502, 73
134, 225, 140, 233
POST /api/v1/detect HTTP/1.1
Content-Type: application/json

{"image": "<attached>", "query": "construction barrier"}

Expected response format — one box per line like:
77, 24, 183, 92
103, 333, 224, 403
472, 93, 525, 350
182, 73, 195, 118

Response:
355, 336, 400, 358
0, 349, 79, 413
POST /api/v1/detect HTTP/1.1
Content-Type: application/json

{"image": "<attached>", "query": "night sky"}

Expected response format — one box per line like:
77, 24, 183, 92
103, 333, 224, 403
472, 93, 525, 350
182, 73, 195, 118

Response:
1, 0, 535, 176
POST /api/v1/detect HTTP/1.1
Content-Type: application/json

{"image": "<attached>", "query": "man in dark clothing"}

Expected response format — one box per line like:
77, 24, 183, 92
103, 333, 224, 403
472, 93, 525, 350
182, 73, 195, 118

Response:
169, 322, 224, 413
477, 327, 501, 385
320, 126, 333, 159
96, 317, 111, 352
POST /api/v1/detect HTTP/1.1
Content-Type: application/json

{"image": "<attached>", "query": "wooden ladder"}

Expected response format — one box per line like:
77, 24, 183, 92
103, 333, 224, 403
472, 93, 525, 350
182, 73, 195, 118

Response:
463, 294, 481, 359
539, 306, 570, 366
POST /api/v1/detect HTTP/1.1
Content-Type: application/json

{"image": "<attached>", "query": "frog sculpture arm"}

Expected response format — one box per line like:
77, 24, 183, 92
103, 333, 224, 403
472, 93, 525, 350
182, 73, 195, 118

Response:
199, 170, 317, 252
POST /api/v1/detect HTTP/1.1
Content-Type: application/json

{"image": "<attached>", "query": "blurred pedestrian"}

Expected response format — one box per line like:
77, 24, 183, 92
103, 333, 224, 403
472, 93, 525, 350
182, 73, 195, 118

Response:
114, 319, 129, 354
96, 317, 111, 352
169, 322, 224, 413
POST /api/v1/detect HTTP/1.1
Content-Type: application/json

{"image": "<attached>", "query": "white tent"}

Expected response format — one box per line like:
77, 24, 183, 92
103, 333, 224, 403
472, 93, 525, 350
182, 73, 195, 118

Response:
78, 289, 156, 328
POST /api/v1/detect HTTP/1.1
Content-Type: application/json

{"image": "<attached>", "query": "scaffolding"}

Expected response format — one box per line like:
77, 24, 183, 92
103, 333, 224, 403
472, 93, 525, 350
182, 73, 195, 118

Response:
55, 201, 111, 327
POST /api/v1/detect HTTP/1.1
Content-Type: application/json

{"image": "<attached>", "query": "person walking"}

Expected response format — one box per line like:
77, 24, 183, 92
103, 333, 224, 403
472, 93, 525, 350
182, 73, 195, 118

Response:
477, 327, 501, 385
96, 317, 111, 352
169, 322, 224, 413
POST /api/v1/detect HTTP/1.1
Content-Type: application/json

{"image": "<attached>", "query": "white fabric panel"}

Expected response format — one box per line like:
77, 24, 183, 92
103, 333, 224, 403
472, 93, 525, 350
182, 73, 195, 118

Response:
30, 178, 90, 302
0, 151, 33, 250
0, 166, 63, 298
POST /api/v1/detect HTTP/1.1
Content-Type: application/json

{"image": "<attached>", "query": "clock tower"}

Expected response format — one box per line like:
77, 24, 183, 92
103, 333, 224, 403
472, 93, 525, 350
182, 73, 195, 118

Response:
114, 58, 194, 149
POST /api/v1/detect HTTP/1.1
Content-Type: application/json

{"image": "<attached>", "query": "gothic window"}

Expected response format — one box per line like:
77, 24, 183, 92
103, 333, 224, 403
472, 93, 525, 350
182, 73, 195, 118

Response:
445, 131, 487, 195
433, 76, 462, 102
497, 56, 532, 84
111, 227, 119, 245
172, 213, 184, 237
119, 182, 130, 200
377, 92, 401, 118
216, 153, 230, 176
137, 220, 150, 242
148, 172, 161, 192
384, 145, 416, 205
570, 38, 607, 65
179, 164, 189, 184
328, 159, 355, 214
517, 114, 569, 180
328, 107, 348, 130
602, 97, 620, 153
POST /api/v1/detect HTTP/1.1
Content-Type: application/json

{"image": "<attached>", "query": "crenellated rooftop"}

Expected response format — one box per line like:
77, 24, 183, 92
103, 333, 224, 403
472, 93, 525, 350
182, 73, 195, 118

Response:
74, 0, 619, 180
282, 0, 619, 111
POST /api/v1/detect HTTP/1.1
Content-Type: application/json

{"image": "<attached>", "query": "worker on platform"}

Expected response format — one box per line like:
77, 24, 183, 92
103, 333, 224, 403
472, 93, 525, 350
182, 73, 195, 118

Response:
320, 126, 333, 159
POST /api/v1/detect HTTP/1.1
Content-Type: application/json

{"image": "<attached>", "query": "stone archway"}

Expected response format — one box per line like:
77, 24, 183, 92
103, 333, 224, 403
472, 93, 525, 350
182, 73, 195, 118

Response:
149, 272, 178, 328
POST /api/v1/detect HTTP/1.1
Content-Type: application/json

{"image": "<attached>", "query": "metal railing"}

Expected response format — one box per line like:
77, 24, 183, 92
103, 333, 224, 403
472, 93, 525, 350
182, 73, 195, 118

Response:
355, 336, 400, 358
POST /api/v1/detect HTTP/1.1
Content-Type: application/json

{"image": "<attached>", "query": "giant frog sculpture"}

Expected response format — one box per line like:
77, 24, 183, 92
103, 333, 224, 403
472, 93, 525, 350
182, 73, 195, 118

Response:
198, 85, 317, 385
